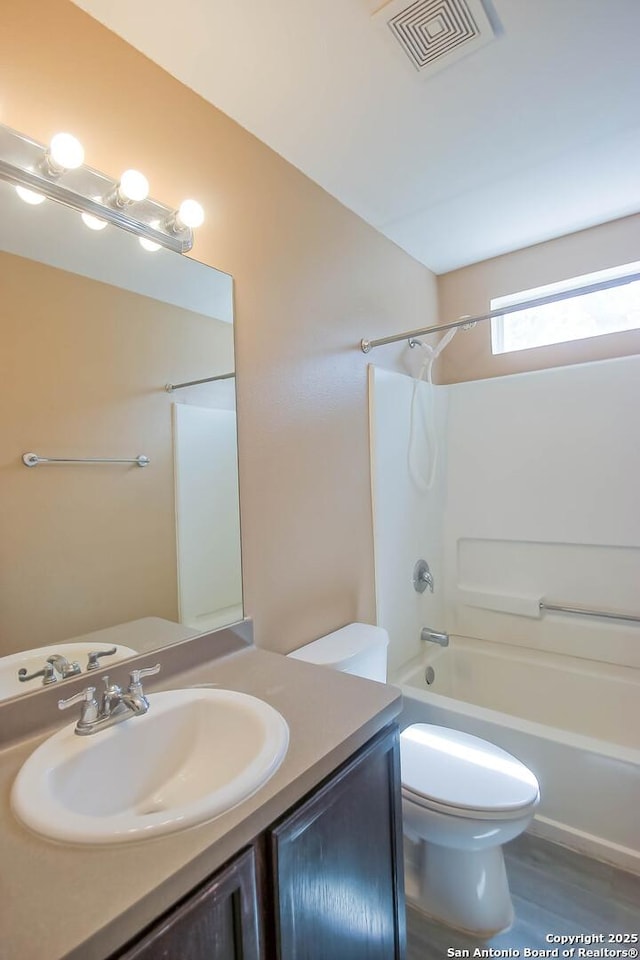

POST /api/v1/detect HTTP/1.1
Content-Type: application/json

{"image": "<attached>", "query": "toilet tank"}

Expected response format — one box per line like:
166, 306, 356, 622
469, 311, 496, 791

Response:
288, 623, 389, 682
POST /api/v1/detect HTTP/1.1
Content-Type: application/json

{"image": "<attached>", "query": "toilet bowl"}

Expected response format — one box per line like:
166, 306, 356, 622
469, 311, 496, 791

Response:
288, 623, 540, 936
401, 722, 539, 935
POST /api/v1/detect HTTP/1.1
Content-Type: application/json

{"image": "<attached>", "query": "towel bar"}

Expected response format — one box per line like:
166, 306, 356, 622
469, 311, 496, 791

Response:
22, 453, 150, 468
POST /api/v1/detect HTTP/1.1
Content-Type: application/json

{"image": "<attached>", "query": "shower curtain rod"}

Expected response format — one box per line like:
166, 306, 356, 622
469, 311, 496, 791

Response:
165, 371, 235, 392
360, 269, 640, 353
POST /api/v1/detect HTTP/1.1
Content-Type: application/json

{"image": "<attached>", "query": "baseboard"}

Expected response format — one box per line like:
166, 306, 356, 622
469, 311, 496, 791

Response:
529, 814, 640, 876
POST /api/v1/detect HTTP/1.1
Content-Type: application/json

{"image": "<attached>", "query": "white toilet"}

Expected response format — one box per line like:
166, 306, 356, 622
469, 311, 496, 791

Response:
289, 623, 540, 936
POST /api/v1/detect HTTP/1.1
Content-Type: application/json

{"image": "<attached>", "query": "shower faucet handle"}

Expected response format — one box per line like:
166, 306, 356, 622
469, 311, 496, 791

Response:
413, 559, 434, 594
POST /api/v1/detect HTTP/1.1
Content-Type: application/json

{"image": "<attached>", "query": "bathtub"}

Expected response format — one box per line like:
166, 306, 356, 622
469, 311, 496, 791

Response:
393, 635, 640, 874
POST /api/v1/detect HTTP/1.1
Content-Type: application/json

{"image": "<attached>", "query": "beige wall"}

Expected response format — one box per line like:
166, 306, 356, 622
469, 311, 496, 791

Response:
0, 251, 234, 654
437, 214, 640, 384
0, 0, 437, 653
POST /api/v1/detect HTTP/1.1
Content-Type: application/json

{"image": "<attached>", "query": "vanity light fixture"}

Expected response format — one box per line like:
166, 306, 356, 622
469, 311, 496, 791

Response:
112, 169, 150, 206
81, 210, 108, 231
175, 199, 205, 229
15, 185, 46, 205
44, 132, 85, 176
139, 236, 161, 252
164, 198, 205, 237
0, 123, 204, 254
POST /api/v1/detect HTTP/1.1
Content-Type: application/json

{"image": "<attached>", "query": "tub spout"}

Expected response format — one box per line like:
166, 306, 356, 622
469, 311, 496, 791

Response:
421, 627, 449, 647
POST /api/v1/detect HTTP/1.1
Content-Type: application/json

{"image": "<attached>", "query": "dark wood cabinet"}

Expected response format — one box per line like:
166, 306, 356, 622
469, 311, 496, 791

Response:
115, 846, 263, 960
270, 725, 405, 960
112, 726, 404, 960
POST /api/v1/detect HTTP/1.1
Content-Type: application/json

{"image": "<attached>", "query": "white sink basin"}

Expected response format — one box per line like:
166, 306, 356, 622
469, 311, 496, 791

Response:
0, 643, 138, 702
11, 688, 289, 844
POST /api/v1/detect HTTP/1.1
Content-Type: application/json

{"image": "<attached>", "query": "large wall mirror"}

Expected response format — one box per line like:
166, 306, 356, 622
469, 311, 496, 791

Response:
0, 176, 242, 704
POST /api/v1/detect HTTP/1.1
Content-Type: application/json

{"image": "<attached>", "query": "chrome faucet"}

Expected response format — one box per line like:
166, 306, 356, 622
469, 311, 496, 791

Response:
48, 654, 83, 678
18, 654, 82, 686
421, 627, 449, 647
59, 664, 161, 736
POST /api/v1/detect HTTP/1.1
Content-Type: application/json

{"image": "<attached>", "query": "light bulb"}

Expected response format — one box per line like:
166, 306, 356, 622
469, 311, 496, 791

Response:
118, 169, 149, 203
177, 199, 204, 229
16, 185, 46, 205
81, 211, 108, 231
49, 132, 85, 171
139, 236, 161, 252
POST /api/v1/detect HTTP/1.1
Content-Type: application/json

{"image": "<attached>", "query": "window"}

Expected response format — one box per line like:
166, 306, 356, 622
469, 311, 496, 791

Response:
490, 261, 640, 355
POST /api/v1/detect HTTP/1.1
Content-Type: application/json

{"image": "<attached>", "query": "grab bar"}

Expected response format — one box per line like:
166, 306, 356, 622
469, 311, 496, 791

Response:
23, 453, 150, 468
540, 601, 640, 624
458, 588, 640, 624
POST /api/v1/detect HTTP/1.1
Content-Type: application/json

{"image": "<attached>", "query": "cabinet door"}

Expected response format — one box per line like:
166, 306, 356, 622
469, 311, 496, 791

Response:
115, 845, 263, 960
270, 725, 405, 960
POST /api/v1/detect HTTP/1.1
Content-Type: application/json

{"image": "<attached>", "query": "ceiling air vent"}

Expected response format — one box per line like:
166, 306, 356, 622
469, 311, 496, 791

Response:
373, 0, 496, 76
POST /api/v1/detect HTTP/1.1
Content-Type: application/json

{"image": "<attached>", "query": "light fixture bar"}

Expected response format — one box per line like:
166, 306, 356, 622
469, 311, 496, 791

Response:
0, 124, 195, 254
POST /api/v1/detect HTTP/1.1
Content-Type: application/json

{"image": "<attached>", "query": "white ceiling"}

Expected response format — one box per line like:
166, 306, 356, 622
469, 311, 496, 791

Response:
72, 0, 640, 274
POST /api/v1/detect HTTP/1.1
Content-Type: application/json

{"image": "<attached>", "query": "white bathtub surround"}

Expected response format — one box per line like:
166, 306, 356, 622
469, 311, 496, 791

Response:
368, 365, 448, 674
369, 357, 640, 672
394, 636, 640, 874
444, 356, 640, 671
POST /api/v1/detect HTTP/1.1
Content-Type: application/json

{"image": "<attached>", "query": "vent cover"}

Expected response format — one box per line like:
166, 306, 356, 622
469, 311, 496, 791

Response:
374, 0, 496, 76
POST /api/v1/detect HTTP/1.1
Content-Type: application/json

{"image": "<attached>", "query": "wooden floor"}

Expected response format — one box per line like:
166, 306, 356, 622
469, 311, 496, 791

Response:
407, 834, 640, 960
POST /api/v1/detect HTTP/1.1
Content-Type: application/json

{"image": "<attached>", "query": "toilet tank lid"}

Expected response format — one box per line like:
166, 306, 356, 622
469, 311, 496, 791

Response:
288, 623, 389, 670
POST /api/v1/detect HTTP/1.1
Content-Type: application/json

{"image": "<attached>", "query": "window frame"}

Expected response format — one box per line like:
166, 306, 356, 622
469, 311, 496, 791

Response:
490, 261, 640, 355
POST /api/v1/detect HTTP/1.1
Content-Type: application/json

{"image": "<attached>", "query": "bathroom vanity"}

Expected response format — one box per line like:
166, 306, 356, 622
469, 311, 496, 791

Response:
113, 726, 402, 960
0, 625, 404, 960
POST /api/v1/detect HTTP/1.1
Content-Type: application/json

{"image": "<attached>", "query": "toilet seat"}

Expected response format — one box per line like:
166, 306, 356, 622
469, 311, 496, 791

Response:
402, 785, 538, 821
400, 723, 539, 816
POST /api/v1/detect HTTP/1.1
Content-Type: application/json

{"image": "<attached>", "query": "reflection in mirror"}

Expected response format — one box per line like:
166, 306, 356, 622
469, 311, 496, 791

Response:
0, 176, 242, 703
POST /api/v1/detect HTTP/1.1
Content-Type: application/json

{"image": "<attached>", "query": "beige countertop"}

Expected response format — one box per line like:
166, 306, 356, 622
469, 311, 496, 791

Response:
0, 643, 401, 960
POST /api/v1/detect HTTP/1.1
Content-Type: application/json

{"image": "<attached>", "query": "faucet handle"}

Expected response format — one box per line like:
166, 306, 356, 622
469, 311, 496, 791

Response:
128, 663, 161, 694
18, 661, 57, 685
58, 686, 100, 731
413, 559, 434, 594
86, 647, 118, 671
58, 686, 97, 711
